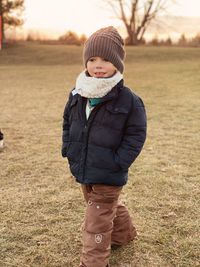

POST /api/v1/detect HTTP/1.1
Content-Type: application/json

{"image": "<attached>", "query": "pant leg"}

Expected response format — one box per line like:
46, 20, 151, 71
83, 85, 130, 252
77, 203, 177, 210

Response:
81, 185, 137, 246
111, 201, 137, 246
80, 184, 122, 267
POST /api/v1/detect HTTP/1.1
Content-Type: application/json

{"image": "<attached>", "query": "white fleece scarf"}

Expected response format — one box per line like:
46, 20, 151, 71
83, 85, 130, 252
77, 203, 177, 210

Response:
74, 70, 123, 98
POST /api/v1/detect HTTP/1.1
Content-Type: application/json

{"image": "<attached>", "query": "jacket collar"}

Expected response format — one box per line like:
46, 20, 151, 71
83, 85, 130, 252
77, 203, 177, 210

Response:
101, 79, 124, 102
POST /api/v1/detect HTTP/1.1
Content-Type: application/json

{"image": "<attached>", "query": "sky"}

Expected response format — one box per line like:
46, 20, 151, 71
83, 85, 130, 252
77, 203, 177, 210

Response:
19, 0, 200, 39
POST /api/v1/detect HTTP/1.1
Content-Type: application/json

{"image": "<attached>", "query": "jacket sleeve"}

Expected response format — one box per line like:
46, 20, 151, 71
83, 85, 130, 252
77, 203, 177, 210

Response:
116, 96, 147, 169
62, 92, 73, 157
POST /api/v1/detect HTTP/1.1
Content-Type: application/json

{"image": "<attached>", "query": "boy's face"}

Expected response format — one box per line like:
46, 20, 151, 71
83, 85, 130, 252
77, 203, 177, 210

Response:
86, 56, 117, 78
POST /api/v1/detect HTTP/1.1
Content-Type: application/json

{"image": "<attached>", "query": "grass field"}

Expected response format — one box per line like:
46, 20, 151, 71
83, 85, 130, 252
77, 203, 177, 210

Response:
0, 43, 200, 267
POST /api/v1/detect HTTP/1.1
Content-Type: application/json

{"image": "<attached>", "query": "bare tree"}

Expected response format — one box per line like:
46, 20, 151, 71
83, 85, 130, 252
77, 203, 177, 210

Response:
0, 0, 24, 47
104, 0, 173, 45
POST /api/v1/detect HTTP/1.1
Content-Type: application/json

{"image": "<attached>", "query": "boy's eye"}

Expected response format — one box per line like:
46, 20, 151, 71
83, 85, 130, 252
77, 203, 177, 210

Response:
89, 58, 95, 62
103, 58, 109, 62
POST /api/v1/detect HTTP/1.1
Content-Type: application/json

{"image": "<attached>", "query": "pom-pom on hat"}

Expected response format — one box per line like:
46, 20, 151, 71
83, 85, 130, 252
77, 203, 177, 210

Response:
83, 26, 125, 73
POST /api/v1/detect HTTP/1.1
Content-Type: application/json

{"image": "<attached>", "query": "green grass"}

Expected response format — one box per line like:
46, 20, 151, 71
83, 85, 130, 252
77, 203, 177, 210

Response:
0, 43, 200, 267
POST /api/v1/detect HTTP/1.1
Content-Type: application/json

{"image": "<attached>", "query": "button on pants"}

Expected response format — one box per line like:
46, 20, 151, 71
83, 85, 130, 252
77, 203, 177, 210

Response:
80, 184, 137, 267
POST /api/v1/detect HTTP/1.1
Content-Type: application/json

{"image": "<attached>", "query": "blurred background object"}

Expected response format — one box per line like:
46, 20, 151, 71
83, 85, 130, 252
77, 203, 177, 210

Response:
0, 129, 4, 150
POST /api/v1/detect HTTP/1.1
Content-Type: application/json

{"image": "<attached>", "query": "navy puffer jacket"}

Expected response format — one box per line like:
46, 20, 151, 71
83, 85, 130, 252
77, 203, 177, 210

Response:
62, 80, 147, 186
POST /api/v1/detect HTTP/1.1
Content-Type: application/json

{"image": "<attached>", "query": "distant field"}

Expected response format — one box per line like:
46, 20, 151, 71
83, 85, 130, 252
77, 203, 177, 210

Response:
0, 43, 200, 267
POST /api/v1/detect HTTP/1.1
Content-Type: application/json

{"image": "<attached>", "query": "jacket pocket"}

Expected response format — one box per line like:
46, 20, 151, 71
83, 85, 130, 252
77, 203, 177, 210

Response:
66, 142, 82, 176
104, 104, 129, 130
65, 141, 82, 162
62, 142, 70, 157
106, 105, 129, 114
68, 160, 79, 177
87, 144, 121, 172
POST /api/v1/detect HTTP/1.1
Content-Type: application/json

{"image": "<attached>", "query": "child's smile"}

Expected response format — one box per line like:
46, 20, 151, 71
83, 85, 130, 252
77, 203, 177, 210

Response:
94, 71, 106, 78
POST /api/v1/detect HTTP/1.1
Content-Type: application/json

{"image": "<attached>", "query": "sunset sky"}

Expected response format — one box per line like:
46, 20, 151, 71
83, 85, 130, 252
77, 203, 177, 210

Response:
20, 0, 200, 39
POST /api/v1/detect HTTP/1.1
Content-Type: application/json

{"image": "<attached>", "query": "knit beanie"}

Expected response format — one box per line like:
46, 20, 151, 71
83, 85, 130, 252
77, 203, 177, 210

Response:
83, 26, 125, 73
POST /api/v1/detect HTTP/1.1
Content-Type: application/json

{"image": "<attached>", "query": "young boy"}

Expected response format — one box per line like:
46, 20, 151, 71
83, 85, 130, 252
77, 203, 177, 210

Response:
62, 26, 147, 267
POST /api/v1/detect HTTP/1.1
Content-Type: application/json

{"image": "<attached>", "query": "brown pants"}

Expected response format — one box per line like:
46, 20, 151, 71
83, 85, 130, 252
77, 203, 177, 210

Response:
80, 184, 137, 267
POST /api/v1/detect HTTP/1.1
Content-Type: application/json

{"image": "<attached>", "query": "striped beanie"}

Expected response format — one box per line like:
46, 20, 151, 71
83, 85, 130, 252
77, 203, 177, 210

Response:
83, 26, 125, 73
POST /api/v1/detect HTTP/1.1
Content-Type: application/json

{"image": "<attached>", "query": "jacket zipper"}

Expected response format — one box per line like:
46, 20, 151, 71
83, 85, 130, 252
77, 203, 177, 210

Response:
81, 103, 102, 181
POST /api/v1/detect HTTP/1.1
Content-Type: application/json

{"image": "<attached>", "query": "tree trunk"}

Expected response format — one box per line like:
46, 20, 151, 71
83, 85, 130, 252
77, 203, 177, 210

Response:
105, 0, 170, 46
127, 32, 139, 45
125, 25, 138, 45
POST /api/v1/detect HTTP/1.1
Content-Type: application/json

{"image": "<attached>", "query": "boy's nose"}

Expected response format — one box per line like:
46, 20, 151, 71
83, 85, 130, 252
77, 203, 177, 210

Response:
95, 65, 102, 69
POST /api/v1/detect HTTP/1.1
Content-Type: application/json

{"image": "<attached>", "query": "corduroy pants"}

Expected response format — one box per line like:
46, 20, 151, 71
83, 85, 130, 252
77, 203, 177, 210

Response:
79, 184, 137, 267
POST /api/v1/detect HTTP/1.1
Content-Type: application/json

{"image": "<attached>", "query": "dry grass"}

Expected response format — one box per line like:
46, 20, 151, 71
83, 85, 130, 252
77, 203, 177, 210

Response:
0, 43, 200, 267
